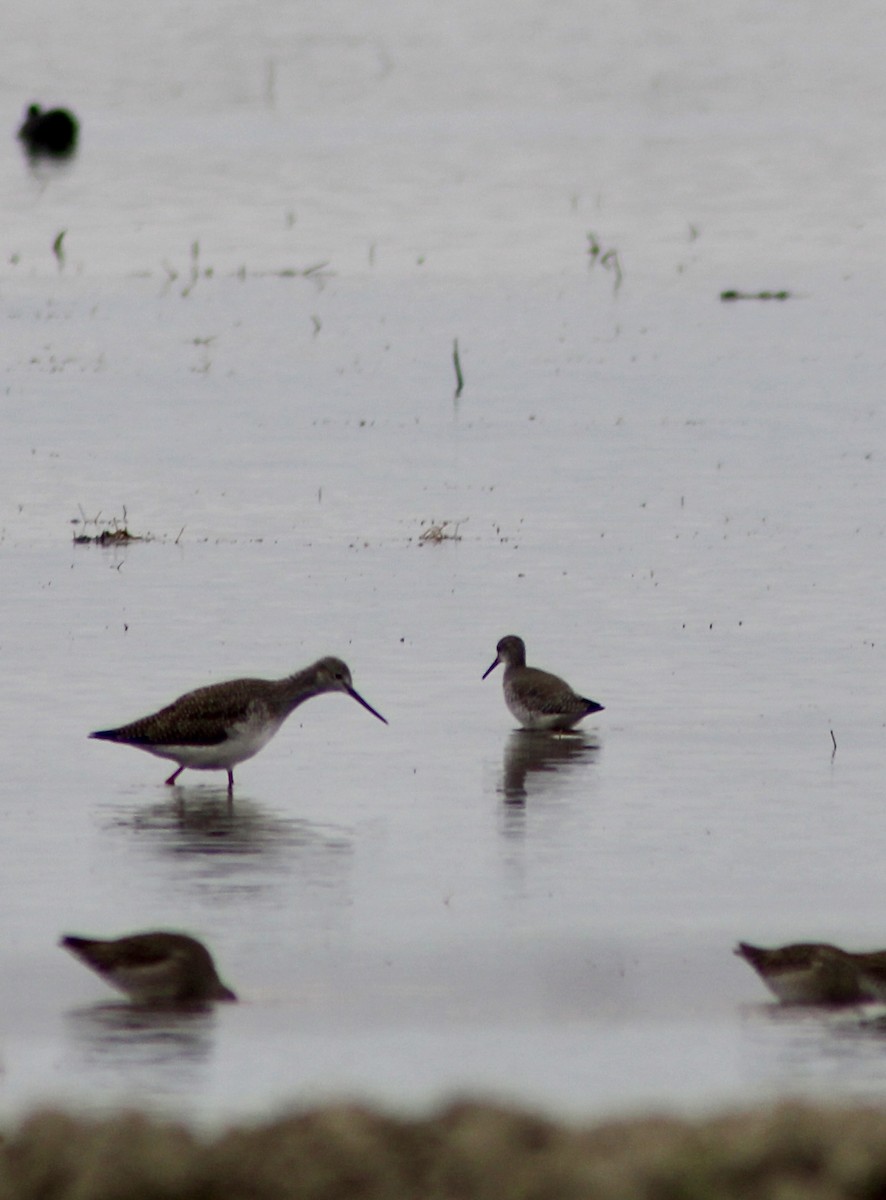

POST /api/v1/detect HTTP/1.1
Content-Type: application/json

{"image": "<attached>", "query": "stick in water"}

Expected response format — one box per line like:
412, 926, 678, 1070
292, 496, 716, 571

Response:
452, 339, 464, 398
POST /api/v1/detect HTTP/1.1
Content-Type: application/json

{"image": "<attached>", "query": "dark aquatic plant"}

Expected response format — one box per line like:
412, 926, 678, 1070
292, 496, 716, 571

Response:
18, 104, 79, 156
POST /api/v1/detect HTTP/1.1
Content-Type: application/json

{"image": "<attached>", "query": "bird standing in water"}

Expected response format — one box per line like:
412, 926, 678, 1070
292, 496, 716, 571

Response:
482, 635, 604, 730
90, 656, 387, 791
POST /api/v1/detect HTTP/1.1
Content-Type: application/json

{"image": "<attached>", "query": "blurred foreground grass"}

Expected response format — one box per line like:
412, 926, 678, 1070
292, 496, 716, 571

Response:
1, 1100, 885, 1198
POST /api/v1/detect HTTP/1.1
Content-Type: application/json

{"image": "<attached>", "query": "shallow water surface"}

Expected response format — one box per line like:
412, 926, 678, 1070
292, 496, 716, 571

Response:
3, 0, 886, 1126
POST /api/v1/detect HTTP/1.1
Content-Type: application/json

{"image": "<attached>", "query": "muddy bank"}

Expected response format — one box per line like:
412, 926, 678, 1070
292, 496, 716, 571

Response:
3, 1099, 886, 1199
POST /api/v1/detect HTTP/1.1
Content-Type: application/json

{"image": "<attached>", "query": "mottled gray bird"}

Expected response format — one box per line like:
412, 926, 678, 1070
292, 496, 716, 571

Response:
90, 656, 387, 790
482, 635, 604, 730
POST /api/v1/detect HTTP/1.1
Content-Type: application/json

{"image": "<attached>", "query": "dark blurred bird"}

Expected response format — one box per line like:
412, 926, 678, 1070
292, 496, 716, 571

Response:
61, 931, 236, 1004
734, 941, 879, 1005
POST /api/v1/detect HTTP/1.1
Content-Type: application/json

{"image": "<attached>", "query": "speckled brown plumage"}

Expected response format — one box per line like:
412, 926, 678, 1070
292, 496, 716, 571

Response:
94, 678, 291, 747
482, 635, 604, 731
90, 656, 387, 790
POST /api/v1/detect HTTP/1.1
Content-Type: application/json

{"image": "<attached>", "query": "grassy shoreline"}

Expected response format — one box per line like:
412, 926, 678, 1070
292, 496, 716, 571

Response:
2, 1099, 886, 1198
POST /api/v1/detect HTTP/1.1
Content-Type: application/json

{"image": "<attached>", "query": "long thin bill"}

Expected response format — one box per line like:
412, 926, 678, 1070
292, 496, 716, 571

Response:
481, 658, 501, 680
347, 686, 388, 724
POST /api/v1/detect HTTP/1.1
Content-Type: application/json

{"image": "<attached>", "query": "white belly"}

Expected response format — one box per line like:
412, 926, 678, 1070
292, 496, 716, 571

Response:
505, 696, 585, 731
144, 712, 285, 771
764, 968, 817, 1004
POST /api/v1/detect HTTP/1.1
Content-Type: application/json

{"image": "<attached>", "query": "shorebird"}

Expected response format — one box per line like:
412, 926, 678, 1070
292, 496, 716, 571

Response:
60, 931, 236, 1004
17, 103, 79, 156
839, 951, 886, 1002
90, 656, 387, 790
482, 635, 604, 730
734, 941, 877, 1005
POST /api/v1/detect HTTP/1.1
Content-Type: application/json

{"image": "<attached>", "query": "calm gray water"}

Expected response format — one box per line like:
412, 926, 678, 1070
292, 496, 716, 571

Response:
3, 0, 886, 1125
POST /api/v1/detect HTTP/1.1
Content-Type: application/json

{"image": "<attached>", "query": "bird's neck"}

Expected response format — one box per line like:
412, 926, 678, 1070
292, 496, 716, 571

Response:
274, 664, 326, 716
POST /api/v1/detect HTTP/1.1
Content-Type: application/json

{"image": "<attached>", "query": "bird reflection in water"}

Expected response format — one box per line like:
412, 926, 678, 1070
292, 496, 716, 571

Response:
739, 999, 886, 1099
64, 1001, 219, 1096
101, 792, 354, 905
499, 730, 602, 804
107, 791, 351, 862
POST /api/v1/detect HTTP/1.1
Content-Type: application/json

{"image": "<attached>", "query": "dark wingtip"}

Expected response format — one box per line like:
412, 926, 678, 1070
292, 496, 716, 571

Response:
89, 729, 117, 741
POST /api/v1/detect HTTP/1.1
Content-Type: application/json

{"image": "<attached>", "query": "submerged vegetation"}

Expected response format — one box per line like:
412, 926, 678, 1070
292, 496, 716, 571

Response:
160, 241, 333, 298
418, 518, 464, 544
70, 507, 183, 546
720, 289, 792, 301
71, 506, 144, 546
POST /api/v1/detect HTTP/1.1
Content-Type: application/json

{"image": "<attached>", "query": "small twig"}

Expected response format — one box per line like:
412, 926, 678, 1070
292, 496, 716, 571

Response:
452, 338, 464, 398
418, 518, 465, 545
181, 240, 200, 297
600, 248, 623, 293
587, 233, 623, 294
720, 289, 791, 302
